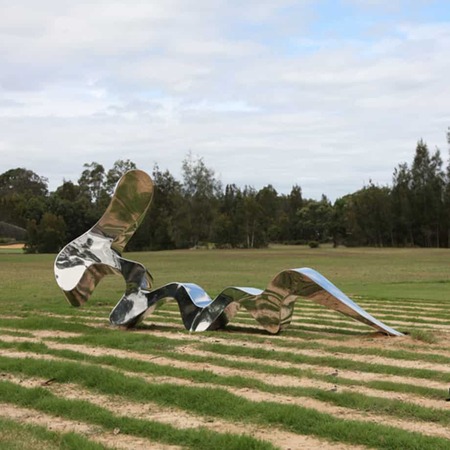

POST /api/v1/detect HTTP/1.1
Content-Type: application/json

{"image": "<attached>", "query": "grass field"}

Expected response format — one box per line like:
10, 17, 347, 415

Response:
0, 245, 450, 449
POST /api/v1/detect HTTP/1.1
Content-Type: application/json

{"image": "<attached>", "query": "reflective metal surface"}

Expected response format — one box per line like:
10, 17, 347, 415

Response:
54, 170, 154, 308
110, 269, 403, 336
54, 169, 404, 336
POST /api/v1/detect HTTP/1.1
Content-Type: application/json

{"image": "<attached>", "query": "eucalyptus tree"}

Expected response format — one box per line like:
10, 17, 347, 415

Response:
78, 162, 106, 206
256, 184, 280, 243
104, 159, 137, 195
409, 140, 445, 247
214, 184, 247, 247
180, 153, 222, 247
295, 195, 333, 244
0, 168, 48, 228
391, 163, 413, 245
128, 165, 183, 250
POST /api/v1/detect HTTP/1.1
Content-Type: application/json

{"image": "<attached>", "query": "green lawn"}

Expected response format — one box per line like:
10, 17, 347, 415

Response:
0, 246, 449, 449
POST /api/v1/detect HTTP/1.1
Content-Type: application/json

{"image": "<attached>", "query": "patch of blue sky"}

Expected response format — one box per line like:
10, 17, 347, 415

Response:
135, 89, 167, 101
231, 1, 450, 57
413, 0, 450, 22
340, 0, 450, 24
224, 3, 313, 47
310, 0, 392, 41
311, 0, 450, 57
225, 2, 378, 57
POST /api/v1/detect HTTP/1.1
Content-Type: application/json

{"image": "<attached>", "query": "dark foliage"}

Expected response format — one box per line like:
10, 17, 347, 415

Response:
0, 221, 27, 241
2, 135, 450, 252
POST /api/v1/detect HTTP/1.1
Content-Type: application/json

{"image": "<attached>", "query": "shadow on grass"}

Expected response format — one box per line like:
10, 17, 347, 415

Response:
134, 323, 186, 333
132, 322, 394, 340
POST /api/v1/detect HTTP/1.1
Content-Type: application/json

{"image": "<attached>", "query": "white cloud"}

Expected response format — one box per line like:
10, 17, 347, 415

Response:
0, 1, 449, 200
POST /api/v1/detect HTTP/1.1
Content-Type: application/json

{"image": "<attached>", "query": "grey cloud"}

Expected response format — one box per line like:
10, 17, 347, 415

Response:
0, 2, 449, 201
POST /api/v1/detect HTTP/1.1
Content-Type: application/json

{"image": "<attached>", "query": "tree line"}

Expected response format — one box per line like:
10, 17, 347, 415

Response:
1, 135, 450, 253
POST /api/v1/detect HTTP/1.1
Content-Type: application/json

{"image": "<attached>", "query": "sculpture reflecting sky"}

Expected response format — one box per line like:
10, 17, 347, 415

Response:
54, 170, 404, 337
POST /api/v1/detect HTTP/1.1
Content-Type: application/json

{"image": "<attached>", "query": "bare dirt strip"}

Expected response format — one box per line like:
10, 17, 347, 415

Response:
118, 322, 450, 354
2, 311, 450, 449
43, 309, 450, 335
2, 332, 449, 394
0, 243, 24, 249
2, 373, 365, 450
119, 326, 450, 363
1, 348, 449, 441
47, 341, 449, 407
0, 403, 182, 450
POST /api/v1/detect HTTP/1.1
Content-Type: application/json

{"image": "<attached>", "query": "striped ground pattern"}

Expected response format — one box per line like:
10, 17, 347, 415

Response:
1, 291, 450, 450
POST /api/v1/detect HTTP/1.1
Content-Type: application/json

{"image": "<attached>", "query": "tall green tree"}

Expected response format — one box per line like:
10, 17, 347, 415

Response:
25, 212, 66, 253
0, 168, 48, 198
179, 153, 222, 246
0, 168, 48, 228
409, 140, 444, 246
214, 184, 246, 247
128, 165, 183, 250
255, 185, 280, 243
104, 159, 137, 195
78, 162, 106, 205
48, 181, 95, 242
296, 195, 333, 244
286, 185, 303, 241
342, 184, 393, 247
392, 163, 414, 246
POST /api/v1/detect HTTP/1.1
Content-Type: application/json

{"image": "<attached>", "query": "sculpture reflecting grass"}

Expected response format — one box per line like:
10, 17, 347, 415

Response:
55, 170, 403, 336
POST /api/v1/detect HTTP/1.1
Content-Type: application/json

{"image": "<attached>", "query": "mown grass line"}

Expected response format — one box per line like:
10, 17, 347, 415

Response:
138, 325, 450, 366
0, 359, 449, 450
0, 316, 186, 351
139, 314, 373, 337
0, 380, 276, 450
293, 309, 450, 326
2, 343, 450, 426
3, 313, 447, 378
0, 416, 106, 450
0, 312, 364, 354
209, 335, 450, 366
100, 321, 450, 366
289, 302, 450, 316
0, 329, 34, 338
374, 315, 450, 326
2, 339, 447, 404
139, 316, 364, 340
53, 330, 450, 383
153, 315, 366, 331
196, 327, 445, 361
197, 342, 450, 381
313, 343, 450, 364
0, 309, 396, 341
276, 323, 410, 336
363, 309, 450, 321
28, 307, 450, 341
292, 300, 450, 313
36, 347, 450, 422
357, 298, 450, 308
149, 311, 370, 332
0, 317, 102, 334
49, 346, 450, 421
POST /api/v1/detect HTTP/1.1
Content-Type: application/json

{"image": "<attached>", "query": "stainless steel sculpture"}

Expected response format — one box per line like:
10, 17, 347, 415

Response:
54, 170, 154, 308
55, 170, 404, 337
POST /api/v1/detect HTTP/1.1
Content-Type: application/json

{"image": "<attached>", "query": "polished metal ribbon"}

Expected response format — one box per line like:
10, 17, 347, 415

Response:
54, 170, 404, 336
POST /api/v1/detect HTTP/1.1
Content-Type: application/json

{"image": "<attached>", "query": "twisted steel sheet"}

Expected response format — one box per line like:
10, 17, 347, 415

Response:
54, 170, 404, 336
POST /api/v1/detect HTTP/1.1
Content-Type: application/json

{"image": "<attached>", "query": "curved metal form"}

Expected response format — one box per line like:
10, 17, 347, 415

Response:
54, 170, 154, 307
109, 269, 403, 336
54, 169, 404, 337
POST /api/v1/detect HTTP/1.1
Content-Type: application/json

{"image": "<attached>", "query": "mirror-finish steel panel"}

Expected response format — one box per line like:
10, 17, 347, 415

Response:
54, 170, 154, 307
54, 170, 404, 337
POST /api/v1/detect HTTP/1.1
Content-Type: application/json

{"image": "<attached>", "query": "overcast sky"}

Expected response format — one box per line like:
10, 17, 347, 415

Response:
1, 0, 449, 200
